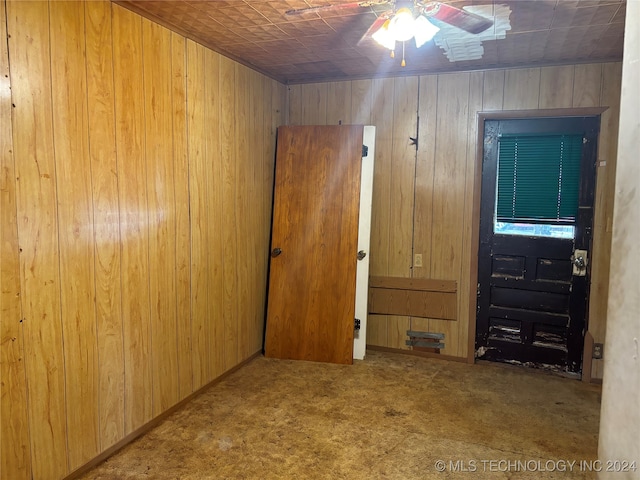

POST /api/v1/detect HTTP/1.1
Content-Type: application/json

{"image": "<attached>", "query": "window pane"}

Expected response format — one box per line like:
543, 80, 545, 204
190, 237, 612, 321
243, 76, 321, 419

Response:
494, 221, 575, 239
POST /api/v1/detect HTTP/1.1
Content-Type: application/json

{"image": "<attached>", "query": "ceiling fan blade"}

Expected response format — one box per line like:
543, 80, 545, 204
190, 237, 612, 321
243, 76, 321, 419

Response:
422, 2, 493, 34
356, 12, 392, 46
285, 2, 374, 16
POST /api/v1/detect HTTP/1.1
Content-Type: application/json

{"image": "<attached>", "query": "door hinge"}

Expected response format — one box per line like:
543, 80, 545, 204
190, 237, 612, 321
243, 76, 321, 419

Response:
362, 145, 368, 157
354, 318, 361, 330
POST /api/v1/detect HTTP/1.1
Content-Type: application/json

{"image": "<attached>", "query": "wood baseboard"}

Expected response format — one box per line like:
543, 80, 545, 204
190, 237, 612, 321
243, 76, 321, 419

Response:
63, 351, 263, 480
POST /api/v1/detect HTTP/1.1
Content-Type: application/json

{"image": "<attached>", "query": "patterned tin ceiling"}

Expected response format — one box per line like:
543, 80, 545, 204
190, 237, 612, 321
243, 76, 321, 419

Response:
114, 0, 626, 84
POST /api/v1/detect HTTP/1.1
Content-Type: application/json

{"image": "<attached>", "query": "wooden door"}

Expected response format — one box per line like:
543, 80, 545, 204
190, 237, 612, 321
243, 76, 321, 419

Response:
476, 116, 599, 373
265, 125, 365, 364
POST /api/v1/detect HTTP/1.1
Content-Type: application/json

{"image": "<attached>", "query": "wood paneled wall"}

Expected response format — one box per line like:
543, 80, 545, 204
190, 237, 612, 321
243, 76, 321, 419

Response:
0, 2, 286, 479
288, 63, 621, 372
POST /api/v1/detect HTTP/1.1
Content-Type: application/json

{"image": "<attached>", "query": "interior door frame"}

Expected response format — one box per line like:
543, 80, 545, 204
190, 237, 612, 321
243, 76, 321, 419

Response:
467, 107, 608, 374
353, 126, 376, 360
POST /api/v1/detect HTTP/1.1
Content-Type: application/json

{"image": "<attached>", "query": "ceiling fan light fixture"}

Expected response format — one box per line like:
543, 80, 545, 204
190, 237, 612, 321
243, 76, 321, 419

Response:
372, 19, 396, 51
414, 15, 440, 48
388, 7, 415, 42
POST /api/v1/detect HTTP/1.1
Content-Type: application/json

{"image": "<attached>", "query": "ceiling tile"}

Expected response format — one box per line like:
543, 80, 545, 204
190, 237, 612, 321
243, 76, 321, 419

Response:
115, 0, 627, 84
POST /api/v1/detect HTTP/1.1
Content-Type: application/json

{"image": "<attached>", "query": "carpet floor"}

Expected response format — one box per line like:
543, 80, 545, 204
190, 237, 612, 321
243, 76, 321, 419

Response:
78, 350, 601, 479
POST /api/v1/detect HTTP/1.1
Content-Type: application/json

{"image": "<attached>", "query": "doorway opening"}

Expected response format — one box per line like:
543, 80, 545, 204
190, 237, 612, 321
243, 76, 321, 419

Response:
475, 116, 600, 373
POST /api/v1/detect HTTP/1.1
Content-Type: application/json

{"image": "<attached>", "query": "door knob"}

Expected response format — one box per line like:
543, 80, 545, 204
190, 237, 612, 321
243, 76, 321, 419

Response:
271, 248, 282, 257
573, 256, 585, 268
357, 250, 366, 261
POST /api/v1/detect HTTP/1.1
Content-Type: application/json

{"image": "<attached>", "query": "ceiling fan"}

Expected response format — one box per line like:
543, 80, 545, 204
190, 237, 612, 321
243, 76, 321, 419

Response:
286, 1, 503, 66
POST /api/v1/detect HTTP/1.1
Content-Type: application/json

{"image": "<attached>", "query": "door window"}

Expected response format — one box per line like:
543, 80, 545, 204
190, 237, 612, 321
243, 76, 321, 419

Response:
494, 133, 583, 239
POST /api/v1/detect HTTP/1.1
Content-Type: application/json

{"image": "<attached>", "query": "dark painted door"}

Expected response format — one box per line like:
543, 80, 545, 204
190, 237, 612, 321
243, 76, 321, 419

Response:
264, 125, 364, 364
476, 117, 599, 373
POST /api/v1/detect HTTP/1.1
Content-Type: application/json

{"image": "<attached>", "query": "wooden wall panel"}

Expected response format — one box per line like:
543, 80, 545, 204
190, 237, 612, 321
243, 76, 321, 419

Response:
288, 63, 621, 368
428, 73, 471, 357
49, 2, 100, 468
288, 84, 302, 125
6, 2, 68, 479
113, 5, 153, 435
171, 32, 193, 401
387, 77, 419, 350
458, 72, 484, 357
0, 2, 31, 478
248, 70, 265, 356
368, 78, 395, 348
84, 0, 125, 449
503, 68, 540, 109
186, 40, 209, 390
482, 70, 505, 110
204, 48, 224, 381
327, 81, 352, 125
235, 64, 251, 363
539, 65, 575, 109
350, 79, 373, 125
301, 83, 328, 124
573, 64, 603, 108
410, 74, 439, 346
142, 18, 180, 416
221, 55, 238, 371
3, 2, 284, 477
414, 75, 437, 281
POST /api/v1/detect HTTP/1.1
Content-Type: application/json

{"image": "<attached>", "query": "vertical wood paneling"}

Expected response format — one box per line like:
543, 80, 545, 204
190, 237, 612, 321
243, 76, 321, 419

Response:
288, 64, 621, 366
4, 2, 286, 477
247, 70, 264, 357
84, 0, 125, 449
235, 64, 250, 364
112, 5, 152, 434
573, 64, 603, 107
220, 56, 238, 372
503, 68, 541, 109
6, 2, 69, 478
431, 74, 470, 280
301, 83, 328, 124
204, 48, 224, 380
482, 70, 505, 110
387, 77, 419, 350
408, 75, 435, 357
49, 1, 100, 468
327, 81, 352, 124
171, 32, 192, 400
288, 84, 302, 125
458, 71, 484, 358
142, 18, 179, 415
367, 78, 395, 347
350, 79, 372, 125
414, 75, 438, 280
539, 65, 575, 109
428, 73, 471, 357
0, 1, 31, 477
186, 40, 208, 390
3, 2, 620, 474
